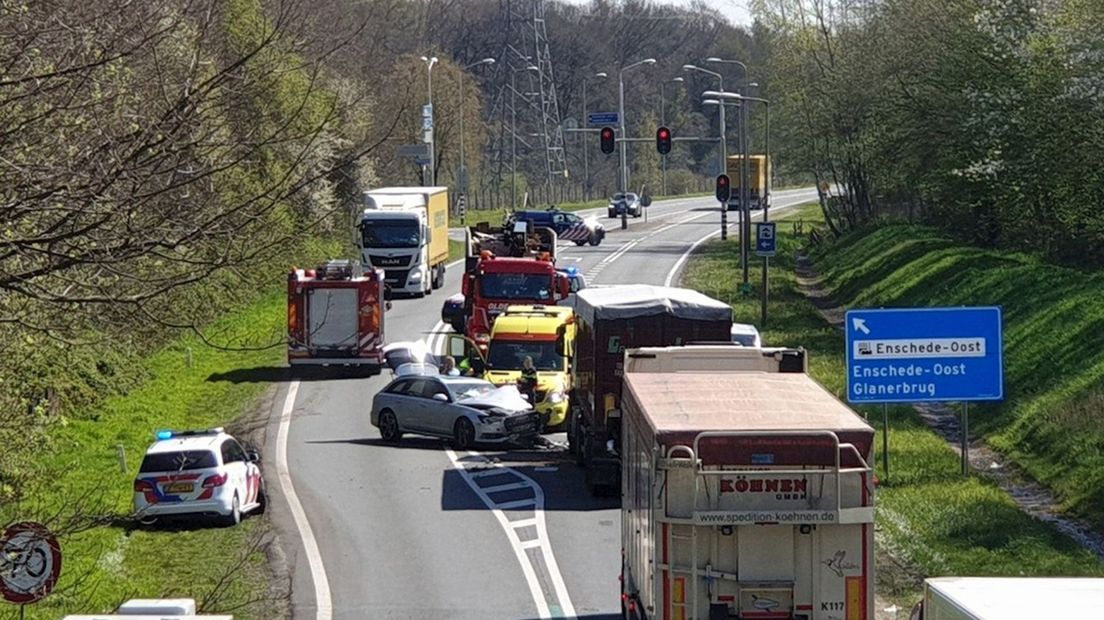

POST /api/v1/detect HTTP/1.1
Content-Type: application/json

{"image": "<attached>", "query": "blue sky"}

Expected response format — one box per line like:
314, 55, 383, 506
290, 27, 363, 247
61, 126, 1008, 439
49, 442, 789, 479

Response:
558, 1, 752, 27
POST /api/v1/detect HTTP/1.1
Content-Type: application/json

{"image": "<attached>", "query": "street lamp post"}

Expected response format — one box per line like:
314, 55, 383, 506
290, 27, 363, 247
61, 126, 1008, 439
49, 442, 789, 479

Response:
702, 98, 729, 240
706, 58, 751, 285
619, 58, 656, 194
659, 76, 684, 196
419, 55, 439, 186
683, 64, 725, 177
582, 71, 607, 201
458, 57, 495, 202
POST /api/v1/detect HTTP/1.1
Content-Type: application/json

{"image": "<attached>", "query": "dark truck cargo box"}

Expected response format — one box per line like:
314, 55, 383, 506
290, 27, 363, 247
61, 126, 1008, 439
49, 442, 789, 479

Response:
566, 285, 732, 494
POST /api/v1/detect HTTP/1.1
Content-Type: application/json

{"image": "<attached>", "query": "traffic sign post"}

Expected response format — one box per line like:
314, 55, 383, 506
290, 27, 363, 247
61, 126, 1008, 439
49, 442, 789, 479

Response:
845, 306, 1004, 477
587, 112, 619, 126
1, 521, 62, 610
756, 222, 776, 328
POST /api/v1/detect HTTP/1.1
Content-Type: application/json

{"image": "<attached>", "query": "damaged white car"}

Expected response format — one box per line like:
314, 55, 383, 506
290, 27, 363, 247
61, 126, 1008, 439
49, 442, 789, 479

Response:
370, 374, 540, 449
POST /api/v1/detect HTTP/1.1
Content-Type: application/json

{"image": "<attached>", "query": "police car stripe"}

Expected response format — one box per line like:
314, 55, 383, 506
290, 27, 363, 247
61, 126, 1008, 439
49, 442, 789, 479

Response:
561, 224, 590, 240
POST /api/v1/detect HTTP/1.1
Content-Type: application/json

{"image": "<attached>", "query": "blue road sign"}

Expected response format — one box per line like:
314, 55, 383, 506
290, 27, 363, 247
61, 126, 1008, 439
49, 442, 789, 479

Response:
756, 222, 777, 257
587, 112, 619, 126
845, 307, 1003, 403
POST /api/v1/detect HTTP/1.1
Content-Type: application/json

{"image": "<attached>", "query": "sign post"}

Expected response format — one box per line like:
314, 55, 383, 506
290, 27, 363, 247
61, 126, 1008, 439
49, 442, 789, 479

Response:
845, 307, 1004, 478
755, 222, 776, 328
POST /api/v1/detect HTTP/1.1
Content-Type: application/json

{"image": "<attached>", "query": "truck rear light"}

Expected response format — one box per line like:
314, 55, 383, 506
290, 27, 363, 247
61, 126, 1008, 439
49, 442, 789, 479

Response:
288, 302, 299, 332
202, 473, 228, 488
133, 480, 154, 492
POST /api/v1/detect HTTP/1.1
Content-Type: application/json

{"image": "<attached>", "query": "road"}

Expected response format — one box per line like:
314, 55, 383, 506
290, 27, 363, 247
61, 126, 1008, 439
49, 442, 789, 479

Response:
265, 189, 818, 620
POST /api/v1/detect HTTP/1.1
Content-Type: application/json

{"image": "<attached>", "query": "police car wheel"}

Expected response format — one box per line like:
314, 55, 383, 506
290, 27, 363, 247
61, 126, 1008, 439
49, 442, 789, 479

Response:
588, 234, 601, 246
573, 239, 587, 246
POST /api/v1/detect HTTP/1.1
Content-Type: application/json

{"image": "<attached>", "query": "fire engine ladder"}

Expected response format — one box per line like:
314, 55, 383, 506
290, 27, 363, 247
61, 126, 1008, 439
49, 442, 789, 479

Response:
661, 431, 874, 619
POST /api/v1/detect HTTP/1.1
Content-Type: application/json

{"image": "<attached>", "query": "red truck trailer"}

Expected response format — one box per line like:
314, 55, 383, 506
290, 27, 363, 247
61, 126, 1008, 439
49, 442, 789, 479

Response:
287, 260, 388, 372
619, 345, 875, 620
563, 285, 736, 495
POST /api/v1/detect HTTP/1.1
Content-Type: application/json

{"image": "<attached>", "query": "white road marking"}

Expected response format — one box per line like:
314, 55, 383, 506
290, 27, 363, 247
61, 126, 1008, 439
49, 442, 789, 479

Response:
276, 380, 333, 620
445, 448, 577, 619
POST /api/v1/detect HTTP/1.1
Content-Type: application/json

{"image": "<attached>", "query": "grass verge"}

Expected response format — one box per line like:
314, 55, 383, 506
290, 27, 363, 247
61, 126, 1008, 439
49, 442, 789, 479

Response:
3, 292, 289, 619
682, 204, 1104, 607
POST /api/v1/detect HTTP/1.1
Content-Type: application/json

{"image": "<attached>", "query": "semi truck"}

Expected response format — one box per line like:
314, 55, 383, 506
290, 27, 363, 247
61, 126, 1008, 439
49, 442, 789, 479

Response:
461, 221, 570, 351
563, 285, 733, 495
911, 577, 1104, 620
726, 155, 770, 212
619, 345, 875, 620
360, 187, 449, 297
286, 260, 389, 372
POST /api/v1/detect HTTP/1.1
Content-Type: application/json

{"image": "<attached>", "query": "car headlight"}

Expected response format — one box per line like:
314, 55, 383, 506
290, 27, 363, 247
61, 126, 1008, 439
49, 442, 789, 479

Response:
546, 390, 565, 404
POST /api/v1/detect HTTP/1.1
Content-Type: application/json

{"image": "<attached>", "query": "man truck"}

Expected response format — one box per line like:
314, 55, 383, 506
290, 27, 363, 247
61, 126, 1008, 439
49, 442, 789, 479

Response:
360, 187, 449, 296
619, 344, 875, 620
563, 285, 734, 495
287, 260, 389, 372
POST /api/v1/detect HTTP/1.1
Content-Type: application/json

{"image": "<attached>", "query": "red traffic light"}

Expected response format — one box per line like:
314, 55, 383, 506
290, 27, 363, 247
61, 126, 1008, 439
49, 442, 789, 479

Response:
600, 126, 616, 154
656, 126, 672, 155
715, 174, 731, 203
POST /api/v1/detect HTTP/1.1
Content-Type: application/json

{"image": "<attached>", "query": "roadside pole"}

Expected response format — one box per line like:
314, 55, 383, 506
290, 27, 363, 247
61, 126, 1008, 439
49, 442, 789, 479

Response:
883, 404, 890, 481
962, 402, 970, 476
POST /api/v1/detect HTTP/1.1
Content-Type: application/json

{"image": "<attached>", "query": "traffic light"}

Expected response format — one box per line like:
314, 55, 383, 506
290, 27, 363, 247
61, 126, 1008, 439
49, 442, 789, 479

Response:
656, 126, 672, 155
715, 174, 731, 203
599, 126, 615, 154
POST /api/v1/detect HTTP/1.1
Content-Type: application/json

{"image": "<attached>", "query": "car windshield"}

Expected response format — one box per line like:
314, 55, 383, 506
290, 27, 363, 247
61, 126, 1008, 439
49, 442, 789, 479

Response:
449, 381, 497, 400
361, 220, 420, 248
479, 273, 552, 301
731, 334, 759, 346
612, 193, 625, 201
626, 193, 637, 201
486, 339, 564, 371
139, 450, 218, 472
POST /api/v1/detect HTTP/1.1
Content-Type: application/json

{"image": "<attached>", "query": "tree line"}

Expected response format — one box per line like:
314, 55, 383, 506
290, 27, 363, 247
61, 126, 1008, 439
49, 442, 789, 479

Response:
757, 0, 1104, 267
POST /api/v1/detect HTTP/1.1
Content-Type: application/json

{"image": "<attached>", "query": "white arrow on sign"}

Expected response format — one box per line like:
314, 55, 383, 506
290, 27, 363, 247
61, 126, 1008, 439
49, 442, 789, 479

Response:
852, 318, 871, 335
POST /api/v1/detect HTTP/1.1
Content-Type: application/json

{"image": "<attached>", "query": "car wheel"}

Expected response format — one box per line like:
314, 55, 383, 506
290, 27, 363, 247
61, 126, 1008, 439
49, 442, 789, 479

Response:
223, 493, 241, 527
573, 239, 587, 246
379, 410, 403, 442
588, 234, 601, 246
608, 210, 615, 219
255, 482, 267, 515
138, 514, 158, 527
453, 418, 476, 450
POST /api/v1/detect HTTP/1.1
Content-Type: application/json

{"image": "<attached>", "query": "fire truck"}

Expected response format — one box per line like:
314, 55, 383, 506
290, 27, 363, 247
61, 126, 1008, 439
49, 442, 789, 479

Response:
286, 260, 389, 372
460, 221, 570, 351
619, 345, 875, 620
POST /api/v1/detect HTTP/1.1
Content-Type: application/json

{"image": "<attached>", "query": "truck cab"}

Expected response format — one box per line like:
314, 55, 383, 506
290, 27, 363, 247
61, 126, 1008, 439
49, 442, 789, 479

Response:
480, 305, 576, 429
361, 187, 449, 296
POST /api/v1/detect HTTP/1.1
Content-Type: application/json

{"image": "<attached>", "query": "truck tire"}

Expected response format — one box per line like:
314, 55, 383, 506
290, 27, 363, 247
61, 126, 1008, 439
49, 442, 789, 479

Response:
432, 265, 445, 289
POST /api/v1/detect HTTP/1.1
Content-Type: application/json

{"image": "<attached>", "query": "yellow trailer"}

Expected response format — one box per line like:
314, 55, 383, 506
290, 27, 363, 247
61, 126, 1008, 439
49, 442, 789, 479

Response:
725, 155, 770, 211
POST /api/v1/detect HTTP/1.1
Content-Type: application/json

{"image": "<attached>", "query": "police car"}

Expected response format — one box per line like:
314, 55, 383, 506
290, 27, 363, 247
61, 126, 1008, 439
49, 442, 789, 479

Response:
133, 427, 265, 526
509, 209, 605, 246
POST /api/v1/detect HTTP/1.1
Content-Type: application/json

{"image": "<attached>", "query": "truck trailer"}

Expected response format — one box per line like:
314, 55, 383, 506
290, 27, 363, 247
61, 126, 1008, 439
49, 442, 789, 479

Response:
726, 155, 770, 212
286, 260, 388, 371
620, 345, 875, 620
913, 577, 1104, 620
361, 186, 449, 296
564, 286, 733, 495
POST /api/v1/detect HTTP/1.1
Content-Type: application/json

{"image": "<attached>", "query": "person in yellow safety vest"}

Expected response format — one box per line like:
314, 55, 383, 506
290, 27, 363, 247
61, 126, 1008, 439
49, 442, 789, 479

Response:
518, 355, 538, 408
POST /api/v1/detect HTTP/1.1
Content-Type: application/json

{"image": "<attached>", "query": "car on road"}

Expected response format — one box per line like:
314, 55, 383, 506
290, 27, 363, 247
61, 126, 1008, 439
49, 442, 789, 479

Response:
557, 265, 586, 294
440, 292, 466, 332
607, 192, 642, 219
371, 374, 540, 449
730, 322, 762, 347
509, 208, 605, 246
133, 427, 265, 526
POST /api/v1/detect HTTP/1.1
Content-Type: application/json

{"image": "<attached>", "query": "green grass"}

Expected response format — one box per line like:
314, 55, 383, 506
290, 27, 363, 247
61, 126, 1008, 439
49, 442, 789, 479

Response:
449, 239, 466, 262
3, 292, 288, 619
682, 205, 1104, 607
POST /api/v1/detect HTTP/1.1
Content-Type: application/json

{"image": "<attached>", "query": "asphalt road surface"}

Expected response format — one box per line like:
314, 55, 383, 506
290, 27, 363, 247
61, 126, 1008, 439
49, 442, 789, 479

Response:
263, 189, 818, 620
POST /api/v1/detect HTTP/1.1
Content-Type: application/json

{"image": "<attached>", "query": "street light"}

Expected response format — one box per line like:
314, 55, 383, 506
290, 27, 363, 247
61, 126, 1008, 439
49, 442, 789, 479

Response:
701, 97, 735, 241
659, 77, 684, 196
511, 64, 540, 209
684, 64, 726, 177
706, 58, 753, 284
419, 55, 439, 185
619, 58, 656, 193
582, 71, 608, 200
458, 57, 495, 196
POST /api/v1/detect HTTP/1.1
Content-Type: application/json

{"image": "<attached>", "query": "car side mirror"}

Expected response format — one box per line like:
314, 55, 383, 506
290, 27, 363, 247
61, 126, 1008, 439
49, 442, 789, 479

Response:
247, 450, 261, 463
432, 393, 449, 402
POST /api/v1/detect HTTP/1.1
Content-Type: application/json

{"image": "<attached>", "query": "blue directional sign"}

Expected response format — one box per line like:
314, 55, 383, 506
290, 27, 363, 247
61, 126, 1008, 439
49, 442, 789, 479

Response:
845, 307, 1004, 403
587, 112, 619, 126
755, 222, 777, 257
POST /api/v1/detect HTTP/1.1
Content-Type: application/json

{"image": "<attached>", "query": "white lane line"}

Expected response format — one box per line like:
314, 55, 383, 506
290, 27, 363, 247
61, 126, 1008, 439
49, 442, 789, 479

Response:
276, 380, 333, 620
662, 198, 812, 287
445, 449, 577, 619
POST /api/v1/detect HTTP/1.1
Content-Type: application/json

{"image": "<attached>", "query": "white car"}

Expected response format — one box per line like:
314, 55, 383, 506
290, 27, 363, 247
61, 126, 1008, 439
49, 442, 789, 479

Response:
133, 427, 265, 526
730, 323, 762, 347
